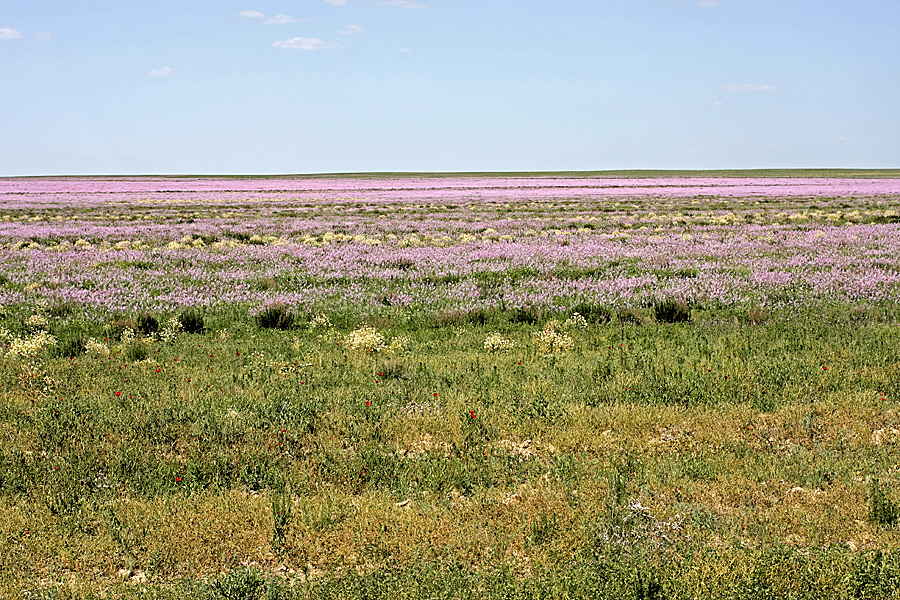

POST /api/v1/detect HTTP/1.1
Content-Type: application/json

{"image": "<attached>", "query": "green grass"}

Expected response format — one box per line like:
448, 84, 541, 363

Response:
3, 306, 900, 597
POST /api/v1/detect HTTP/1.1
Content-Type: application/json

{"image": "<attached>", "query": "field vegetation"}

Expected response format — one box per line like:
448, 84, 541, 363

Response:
2, 174, 900, 598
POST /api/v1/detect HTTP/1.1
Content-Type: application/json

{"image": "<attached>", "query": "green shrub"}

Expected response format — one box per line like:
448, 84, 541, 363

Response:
211, 566, 266, 600
653, 298, 691, 323
572, 302, 614, 324
870, 479, 899, 526
55, 333, 86, 358
125, 341, 150, 362
137, 313, 159, 336
178, 308, 205, 334
256, 303, 294, 330
507, 306, 543, 324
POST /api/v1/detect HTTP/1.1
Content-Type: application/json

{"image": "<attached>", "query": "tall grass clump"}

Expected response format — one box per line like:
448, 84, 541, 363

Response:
870, 479, 899, 527
178, 308, 205, 334
653, 298, 691, 323
137, 313, 159, 336
256, 302, 295, 330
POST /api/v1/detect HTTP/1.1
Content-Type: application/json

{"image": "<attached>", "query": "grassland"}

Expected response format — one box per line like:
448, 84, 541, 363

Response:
3, 175, 900, 598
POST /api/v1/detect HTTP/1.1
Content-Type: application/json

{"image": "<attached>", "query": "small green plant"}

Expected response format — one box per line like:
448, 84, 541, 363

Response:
55, 333, 86, 358
870, 478, 899, 526
507, 306, 543, 324
618, 307, 644, 324
571, 302, 613, 324
256, 302, 294, 330
178, 308, 205, 334
211, 566, 266, 600
124, 340, 150, 362
105, 317, 138, 340
526, 512, 557, 546
653, 298, 691, 323
271, 489, 292, 549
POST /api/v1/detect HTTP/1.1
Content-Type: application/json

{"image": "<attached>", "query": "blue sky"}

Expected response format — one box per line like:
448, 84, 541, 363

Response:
1, 0, 898, 175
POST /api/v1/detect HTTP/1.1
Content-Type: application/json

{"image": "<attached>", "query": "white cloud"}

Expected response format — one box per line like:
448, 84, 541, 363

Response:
273, 37, 338, 50
36, 32, 53, 41
724, 84, 775, 92
0, 26, 24, 40
324, 0, 347, 5
239, 10, 266, 19
339, 24, 364, 35
712, 100, 725, 108
378, 0, 426, 8
695, 0, 718, 7
150, 66, 172, 77
264, 14, 300, 25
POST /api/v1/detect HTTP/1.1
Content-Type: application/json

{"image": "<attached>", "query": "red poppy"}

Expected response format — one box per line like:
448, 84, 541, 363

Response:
365, 401, 371, 407
115, 392, 121, 396
176, 477, 182, 482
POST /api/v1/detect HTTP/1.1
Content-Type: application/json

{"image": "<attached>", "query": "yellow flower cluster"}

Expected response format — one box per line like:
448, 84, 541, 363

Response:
345, 326, 386, 352
6, 330, 57, 358
85, 338, 111, 356
533, 320, 574, 353
344, 326, 409, 354
483, 333, 517, 352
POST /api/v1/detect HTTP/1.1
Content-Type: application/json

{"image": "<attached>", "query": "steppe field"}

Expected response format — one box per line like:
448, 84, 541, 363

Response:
5, 170, 900, 599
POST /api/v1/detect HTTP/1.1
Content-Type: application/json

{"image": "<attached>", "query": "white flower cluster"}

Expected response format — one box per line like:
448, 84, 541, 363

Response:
0, 304, 6, 318
483, 333, 517, 352
159, 317, 182, 344
25, 314, 49, 329
120, 327, 136, 343
386, 335, 410, 354
533, 320, 574, 353
85, 338, 111, 357
344, 326, 409, 354
344, 326, 385, 352
6, 330, 57, 357
563, 312, 589, 330
308, 313, 332, 331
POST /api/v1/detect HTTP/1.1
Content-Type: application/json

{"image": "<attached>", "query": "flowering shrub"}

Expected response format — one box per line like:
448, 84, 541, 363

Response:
159, 317, 182, 344
345, 326, 385, 352
25, 314, 48, 330
484, 333, 517, 352
344, 326, 409, 354
533, 320, 574, 353
563, 312, 589, 330
386, 335, 410, 354
308, 313, 332, 331
85, 338, 111, 356
5, 330, 57, 357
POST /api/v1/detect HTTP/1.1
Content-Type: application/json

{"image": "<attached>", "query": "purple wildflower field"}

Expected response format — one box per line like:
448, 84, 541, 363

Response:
2, 176, 900, 316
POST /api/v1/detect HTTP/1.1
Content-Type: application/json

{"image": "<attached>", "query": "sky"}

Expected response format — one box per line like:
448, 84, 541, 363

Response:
1, 0, 899, 176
